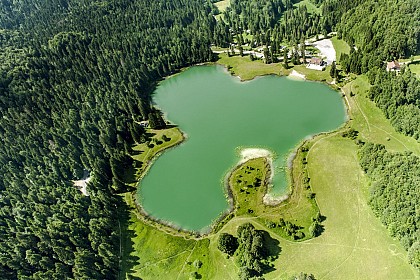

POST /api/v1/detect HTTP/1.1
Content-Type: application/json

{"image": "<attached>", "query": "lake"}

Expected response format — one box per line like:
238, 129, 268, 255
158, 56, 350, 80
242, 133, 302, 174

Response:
138, 65, 346, 232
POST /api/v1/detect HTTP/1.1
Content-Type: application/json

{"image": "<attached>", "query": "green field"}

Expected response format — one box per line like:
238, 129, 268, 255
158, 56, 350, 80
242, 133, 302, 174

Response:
214, 0, 229, 13
273, 134, 416, 279
293, 0, 321, 15
119, 70, 419, 279
342, 76, 420, 156
409, 61, 420, 78
331, 37, 350, 62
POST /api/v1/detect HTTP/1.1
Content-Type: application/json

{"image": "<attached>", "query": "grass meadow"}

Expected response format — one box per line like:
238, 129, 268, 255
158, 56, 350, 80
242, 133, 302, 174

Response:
409, 61, 420, 78
330, 37, 350, 62
214, 0, 230, 22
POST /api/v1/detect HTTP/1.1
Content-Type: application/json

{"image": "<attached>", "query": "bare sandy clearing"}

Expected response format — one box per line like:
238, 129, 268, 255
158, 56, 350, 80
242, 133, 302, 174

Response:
73, 176, 91, 196
313, 39, 336, 64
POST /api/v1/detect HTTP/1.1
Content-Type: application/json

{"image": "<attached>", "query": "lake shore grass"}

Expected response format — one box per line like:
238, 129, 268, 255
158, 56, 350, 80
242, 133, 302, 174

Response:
130, 127, 185, 181
215, 52, 336, 83
223, 152, 320, 242
215, 53, 291, 81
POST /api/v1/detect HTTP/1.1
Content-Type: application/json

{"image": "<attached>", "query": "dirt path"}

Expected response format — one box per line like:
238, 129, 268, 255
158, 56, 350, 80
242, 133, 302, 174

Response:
176, 243, 197, 280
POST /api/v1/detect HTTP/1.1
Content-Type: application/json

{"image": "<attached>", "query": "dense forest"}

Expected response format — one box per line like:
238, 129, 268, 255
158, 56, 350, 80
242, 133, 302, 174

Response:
0, 0, 216, 278
222, 0, 323, 51
337, 0, 420, 74
1, 0, 420, 278
359, 143, 419, 269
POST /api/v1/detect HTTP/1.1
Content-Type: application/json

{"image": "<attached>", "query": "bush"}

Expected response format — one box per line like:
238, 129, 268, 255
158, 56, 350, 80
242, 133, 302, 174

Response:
193, 259, 202, 269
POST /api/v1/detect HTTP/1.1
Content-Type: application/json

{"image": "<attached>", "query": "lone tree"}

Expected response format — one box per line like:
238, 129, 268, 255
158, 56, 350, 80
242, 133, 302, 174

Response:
309, 221, 322, 237
217, 233, 239, 256
283, 48, 289, 69
330, 61, 338, 78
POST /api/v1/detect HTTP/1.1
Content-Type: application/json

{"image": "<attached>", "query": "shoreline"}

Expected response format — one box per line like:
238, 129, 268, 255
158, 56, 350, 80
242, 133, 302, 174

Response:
236, 148, 290, 206
130, 62, 351, 238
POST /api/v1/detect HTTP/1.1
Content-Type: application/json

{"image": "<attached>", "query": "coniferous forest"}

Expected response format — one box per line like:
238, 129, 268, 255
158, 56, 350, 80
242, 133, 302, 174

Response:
0, 0, 216, 278
0, 0, 419, 278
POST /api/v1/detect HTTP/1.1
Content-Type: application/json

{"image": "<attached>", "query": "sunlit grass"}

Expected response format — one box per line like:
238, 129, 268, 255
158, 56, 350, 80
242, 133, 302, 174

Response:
216, 53, 290, 81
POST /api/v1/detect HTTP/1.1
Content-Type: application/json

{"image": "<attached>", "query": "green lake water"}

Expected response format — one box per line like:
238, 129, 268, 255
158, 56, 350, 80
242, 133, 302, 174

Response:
138, 65, 346, 232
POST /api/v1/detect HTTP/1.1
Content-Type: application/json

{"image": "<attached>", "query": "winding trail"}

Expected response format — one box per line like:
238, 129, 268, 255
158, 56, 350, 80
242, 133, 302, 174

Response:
350, 85, 371, 133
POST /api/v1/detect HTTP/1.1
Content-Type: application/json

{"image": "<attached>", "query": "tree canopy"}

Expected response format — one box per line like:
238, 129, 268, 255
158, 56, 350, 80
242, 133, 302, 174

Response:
0, 0, 217, 278
359, 143, 420, 270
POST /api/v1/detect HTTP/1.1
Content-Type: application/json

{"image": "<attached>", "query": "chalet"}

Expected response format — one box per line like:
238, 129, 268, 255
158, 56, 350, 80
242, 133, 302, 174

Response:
386, 60, 401, 72
310, 57, 324, 66
306, 57, 326, 70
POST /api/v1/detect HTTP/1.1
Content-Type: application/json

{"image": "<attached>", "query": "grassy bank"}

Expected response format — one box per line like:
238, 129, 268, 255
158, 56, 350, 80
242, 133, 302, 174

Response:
216, 53, 291, 80
293, 64, 332, 82
124, 127, 184, 187
216, 52, 336, 83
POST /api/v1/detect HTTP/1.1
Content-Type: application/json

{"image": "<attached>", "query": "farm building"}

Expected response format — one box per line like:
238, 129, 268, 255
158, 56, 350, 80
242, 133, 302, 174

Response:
307, 57, 326, 70
386, 60, 401, 72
